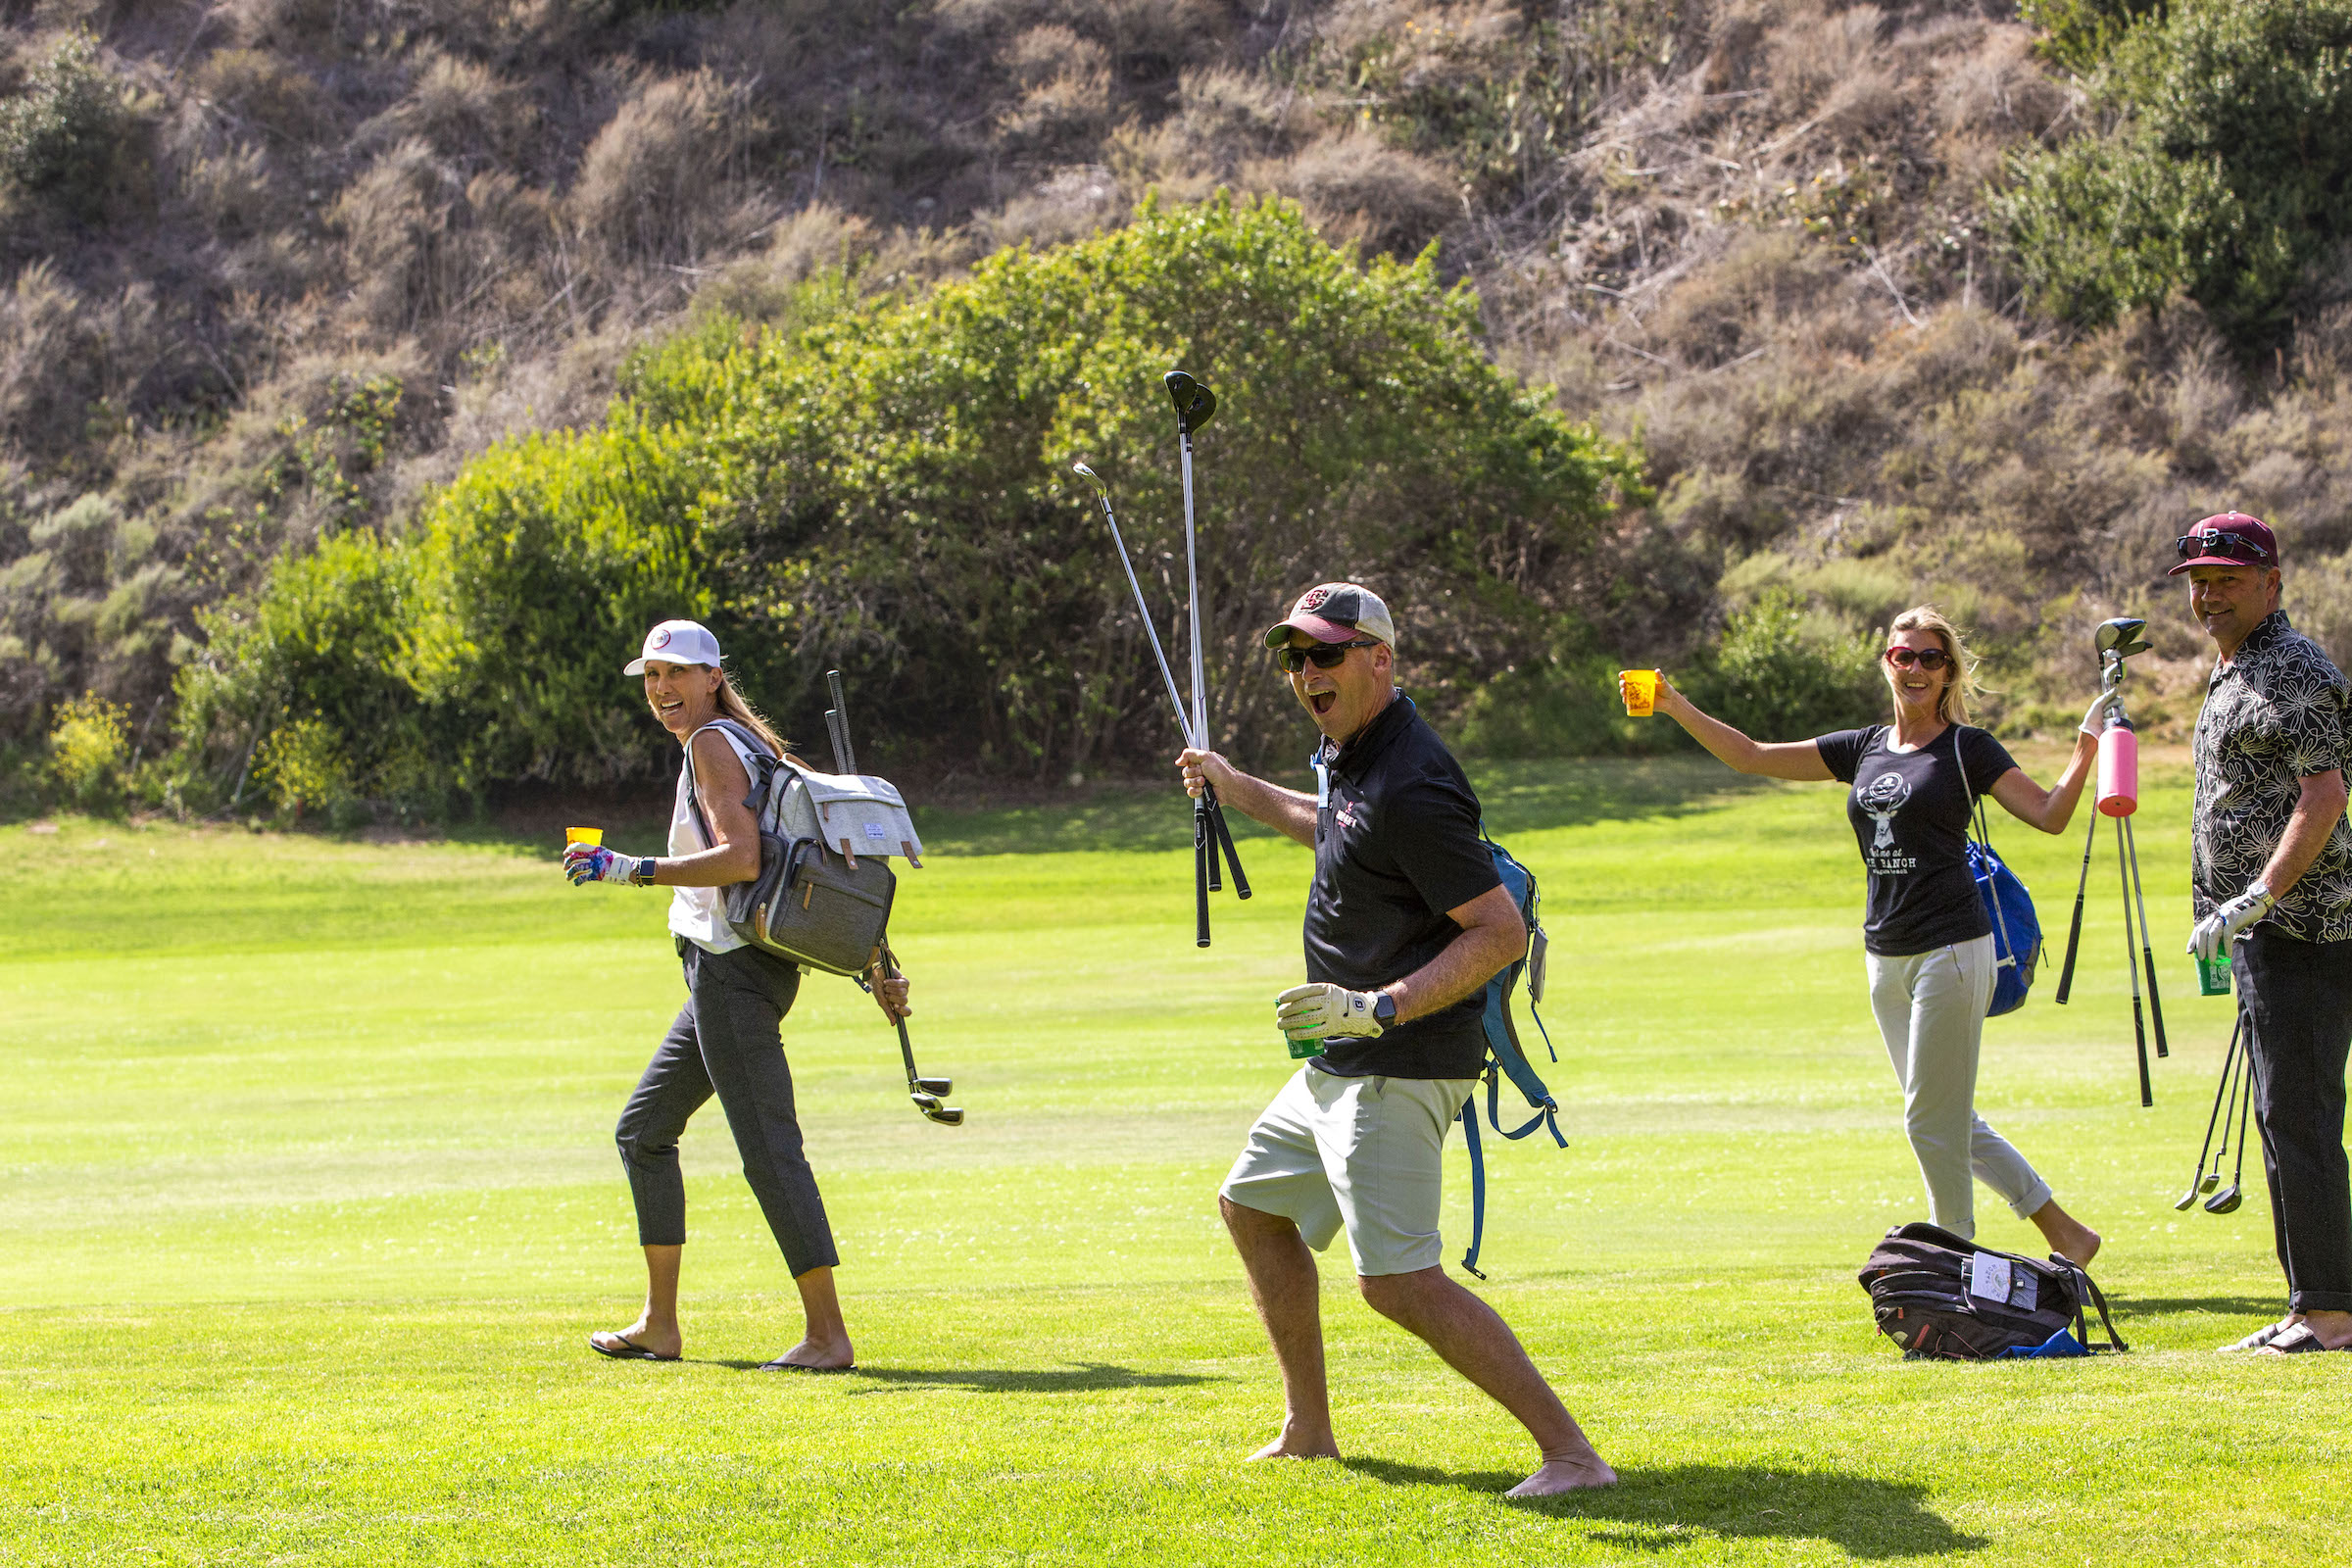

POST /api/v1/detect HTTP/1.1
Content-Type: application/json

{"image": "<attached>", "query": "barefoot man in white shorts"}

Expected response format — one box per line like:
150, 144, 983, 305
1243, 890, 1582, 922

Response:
1179, 583, 1615, 1496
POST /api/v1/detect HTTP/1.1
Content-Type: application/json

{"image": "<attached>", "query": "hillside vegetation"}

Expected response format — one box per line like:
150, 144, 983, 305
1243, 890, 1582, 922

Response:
5, 0, 2352, 817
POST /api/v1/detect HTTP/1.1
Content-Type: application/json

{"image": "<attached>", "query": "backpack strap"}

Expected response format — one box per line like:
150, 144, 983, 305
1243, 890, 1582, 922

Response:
1956, 724, 2020, 975
680, 719, 779, 849
2056, 1257, 2130, 1352
1458, 1096, 1488, 1280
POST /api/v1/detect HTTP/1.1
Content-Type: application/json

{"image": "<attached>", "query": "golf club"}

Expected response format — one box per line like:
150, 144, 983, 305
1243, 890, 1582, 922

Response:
2175, 1010, 2242, 1209
826, 670, 962, 1127
1167, 369, 1221, 950
1071, 463, 1251, 913
2206, 1029, 2252, 1213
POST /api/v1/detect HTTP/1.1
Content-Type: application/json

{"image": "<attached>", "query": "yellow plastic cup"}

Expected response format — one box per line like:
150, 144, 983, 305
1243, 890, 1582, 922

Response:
1620, 668, 1658, 717
565, 826, 603, 848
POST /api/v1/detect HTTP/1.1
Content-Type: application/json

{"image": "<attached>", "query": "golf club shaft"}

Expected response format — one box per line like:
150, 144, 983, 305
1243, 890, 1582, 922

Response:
826, 670, 858, 775
2056, 809, 2097, 1004
1179, 429, 1206, 753
2232, 1039, 2254, 1184
1095, 494, 1196, 747
2122, 814, 2168, 1057
2215, 1024, 2243, 1169
2184, 1016, 2239, 1199
1205, 786, 1250, 899
1200, 792, 1221, 894
2121, 833, 2151, 1107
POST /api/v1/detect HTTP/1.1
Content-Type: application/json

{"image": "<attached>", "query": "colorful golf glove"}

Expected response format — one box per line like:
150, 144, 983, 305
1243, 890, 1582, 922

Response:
1276, 981, 1387, 1040
2188, 881, 2274, 961
564, 843, 647, 886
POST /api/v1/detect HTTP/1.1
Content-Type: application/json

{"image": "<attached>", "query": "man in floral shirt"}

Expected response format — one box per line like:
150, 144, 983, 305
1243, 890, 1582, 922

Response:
2180, 513, 2352, 1354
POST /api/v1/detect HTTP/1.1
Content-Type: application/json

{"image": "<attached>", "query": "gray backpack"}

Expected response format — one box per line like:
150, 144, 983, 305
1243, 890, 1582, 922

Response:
683, 719, 924, 977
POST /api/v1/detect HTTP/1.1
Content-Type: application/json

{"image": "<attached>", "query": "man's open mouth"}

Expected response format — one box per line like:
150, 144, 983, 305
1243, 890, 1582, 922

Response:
1309, 691, 1337, 716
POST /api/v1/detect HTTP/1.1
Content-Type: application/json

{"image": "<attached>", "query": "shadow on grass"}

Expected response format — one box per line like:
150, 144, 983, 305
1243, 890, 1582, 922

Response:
807, 1362, 1222, 1395
1346, 1458, 1985, 1558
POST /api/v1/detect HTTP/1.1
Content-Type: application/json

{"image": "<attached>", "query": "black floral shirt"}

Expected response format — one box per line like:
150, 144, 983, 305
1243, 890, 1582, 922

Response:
2191, 611, 2352, 942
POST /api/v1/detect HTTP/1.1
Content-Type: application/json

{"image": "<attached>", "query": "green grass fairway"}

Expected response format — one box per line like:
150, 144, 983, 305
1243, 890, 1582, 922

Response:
5, 753, 2344, 1565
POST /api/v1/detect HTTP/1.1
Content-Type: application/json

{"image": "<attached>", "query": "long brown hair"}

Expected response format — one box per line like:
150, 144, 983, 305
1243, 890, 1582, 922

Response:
714, 669, 788, 758
1886, 605, 1979, 726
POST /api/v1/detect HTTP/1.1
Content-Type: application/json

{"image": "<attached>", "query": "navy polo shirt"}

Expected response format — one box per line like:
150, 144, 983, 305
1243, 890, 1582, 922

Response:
1302, 691, 1502, 1080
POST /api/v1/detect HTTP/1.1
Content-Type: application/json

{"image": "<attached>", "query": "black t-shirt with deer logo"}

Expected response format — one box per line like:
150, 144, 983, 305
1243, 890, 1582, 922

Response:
1815, 723, 2019, 956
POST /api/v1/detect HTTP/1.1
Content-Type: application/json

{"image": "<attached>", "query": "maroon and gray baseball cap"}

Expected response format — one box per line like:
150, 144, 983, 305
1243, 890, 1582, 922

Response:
1263, 583, 1397, 650
2170, 512, 2279, 576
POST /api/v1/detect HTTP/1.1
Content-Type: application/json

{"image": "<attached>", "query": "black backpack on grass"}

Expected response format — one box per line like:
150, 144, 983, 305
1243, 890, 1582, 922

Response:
1858, 1222, 2128, 1360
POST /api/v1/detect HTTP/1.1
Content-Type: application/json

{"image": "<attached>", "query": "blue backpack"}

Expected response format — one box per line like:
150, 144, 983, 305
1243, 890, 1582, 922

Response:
1456, 833, 1568, 1278
1959, 731, 2041, 1017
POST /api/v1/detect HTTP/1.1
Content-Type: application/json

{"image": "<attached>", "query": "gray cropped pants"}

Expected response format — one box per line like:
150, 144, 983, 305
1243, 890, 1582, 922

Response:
1866, 934, 2052, 1240
613, 938, 839, 1277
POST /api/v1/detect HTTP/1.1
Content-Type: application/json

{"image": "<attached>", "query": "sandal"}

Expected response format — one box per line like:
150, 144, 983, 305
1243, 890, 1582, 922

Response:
2218, 1318, 2295, 1352
2259, 1323, 2348, 1354
589, 1331, 679, 1362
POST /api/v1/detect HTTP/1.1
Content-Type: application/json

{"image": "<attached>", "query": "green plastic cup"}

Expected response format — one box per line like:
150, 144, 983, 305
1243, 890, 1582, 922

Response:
1284, 1033, 1321, 1060
2197, 951, 2232, 997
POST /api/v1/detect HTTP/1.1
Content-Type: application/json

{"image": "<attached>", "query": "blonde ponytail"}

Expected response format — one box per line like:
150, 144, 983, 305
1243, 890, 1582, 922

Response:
715, 670, 788, 759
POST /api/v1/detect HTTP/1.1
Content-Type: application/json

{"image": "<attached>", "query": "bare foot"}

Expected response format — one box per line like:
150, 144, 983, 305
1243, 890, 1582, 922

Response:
760, 1333, 856, 1371
1505, 1450, 1618, 1496
589, 1316, 680, 1360
1248, 1430, 1340, 1461
2051, 1222, 2100, 1269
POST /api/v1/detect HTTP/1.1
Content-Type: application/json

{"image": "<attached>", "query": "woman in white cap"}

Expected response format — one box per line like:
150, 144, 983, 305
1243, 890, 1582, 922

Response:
1632, 607, 2111, 1265
563, 618, 908, 1371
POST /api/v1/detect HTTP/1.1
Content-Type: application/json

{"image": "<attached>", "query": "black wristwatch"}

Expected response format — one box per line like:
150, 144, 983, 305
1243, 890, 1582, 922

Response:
1372, 991, 1398, 1028
630, 857, 658, 887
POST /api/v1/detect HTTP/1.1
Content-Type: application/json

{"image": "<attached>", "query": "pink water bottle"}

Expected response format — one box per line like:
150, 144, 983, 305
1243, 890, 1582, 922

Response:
2097, 715, 2138, 817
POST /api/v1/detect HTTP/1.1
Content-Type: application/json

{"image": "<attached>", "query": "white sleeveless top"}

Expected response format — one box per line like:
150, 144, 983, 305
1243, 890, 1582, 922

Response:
666, 722, 765, 954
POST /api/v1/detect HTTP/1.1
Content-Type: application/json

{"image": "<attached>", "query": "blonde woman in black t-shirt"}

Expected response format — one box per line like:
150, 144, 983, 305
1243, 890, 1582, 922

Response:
1632, 606, 2113, 1263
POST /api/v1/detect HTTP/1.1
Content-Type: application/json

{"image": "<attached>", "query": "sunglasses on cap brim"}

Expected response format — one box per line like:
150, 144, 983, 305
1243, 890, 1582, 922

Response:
2176, 530, 2273, 564
1274, 638, 1381, 672
1884, 646, 1953, 670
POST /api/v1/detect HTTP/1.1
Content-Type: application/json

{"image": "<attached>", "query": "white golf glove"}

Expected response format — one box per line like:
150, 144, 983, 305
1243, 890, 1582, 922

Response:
2188, 882, 2275, 962
1277, 982, 1387, 1041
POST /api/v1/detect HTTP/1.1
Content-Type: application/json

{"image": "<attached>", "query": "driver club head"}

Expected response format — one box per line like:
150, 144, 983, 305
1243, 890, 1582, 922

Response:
1071, 461, 1106, 496
2094, 616, 2151, 659
1164, 369, 1216, 433
2204, 1184, 2243, 1214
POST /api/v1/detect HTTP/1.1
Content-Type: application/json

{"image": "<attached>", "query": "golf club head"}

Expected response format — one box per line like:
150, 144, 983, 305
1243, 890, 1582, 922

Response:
925, 1104, 965, 1126
2204, 1185, 2243, 1214
913, 1076, 952, 1096
1071, 461, 1106, 497
2198, 1171, 2221, 1194
2173, 1188, 2200, 1211
2094, 616, 2151, 660
1164, 369, 1216, 433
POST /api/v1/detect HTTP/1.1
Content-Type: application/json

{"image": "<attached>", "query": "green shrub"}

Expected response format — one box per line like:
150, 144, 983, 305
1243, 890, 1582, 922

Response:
187, 194, 1645, 792
2000, 0, 2352, 350
48, 691, 128, 808
1683, 590, 1885, 742
2018, 0, 2171, 74
255, 715, 359, 824
0, 31, 126, 212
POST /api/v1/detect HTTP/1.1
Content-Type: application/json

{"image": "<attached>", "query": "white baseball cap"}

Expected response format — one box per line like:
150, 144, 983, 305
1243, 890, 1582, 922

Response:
623, 618, 723, 674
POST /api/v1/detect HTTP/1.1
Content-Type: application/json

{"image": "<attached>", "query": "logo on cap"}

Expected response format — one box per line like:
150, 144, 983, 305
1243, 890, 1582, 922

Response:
651, 628, 672, 649
1300, 587, 1332, 613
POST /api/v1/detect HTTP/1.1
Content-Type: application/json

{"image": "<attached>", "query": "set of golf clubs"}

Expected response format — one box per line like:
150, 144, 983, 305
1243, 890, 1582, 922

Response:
2054, 616, 2169, 1106
2176, 1009, 2251, 1214
1073, 369, 1251, 949
824, 668, 961, 1126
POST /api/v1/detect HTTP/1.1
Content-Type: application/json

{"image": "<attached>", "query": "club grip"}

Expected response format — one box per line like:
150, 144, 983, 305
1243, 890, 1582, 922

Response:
1194, 825, 1211, 948
2097, 722, 2138, 816
1207, 790, 1251, 900
1198, 795, 1221, 893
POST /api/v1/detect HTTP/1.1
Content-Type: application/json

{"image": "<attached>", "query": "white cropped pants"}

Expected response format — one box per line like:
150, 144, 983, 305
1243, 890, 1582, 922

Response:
1865, 934, 2052, 1239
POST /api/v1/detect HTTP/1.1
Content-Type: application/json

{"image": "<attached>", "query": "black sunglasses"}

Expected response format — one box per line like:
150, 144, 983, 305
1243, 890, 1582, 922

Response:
2176, 529, 2272, 564
1275, 638, 1380, 672
1884, 646, 1953, 670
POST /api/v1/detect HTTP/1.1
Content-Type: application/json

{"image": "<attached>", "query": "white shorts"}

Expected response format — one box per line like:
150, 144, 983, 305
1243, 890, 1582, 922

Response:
1220, 1064, 1479, 1277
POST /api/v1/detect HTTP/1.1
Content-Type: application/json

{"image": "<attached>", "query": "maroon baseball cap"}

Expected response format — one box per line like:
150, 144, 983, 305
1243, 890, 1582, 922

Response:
2170, 512, 2278, 576
1263, 583, 1397, 650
